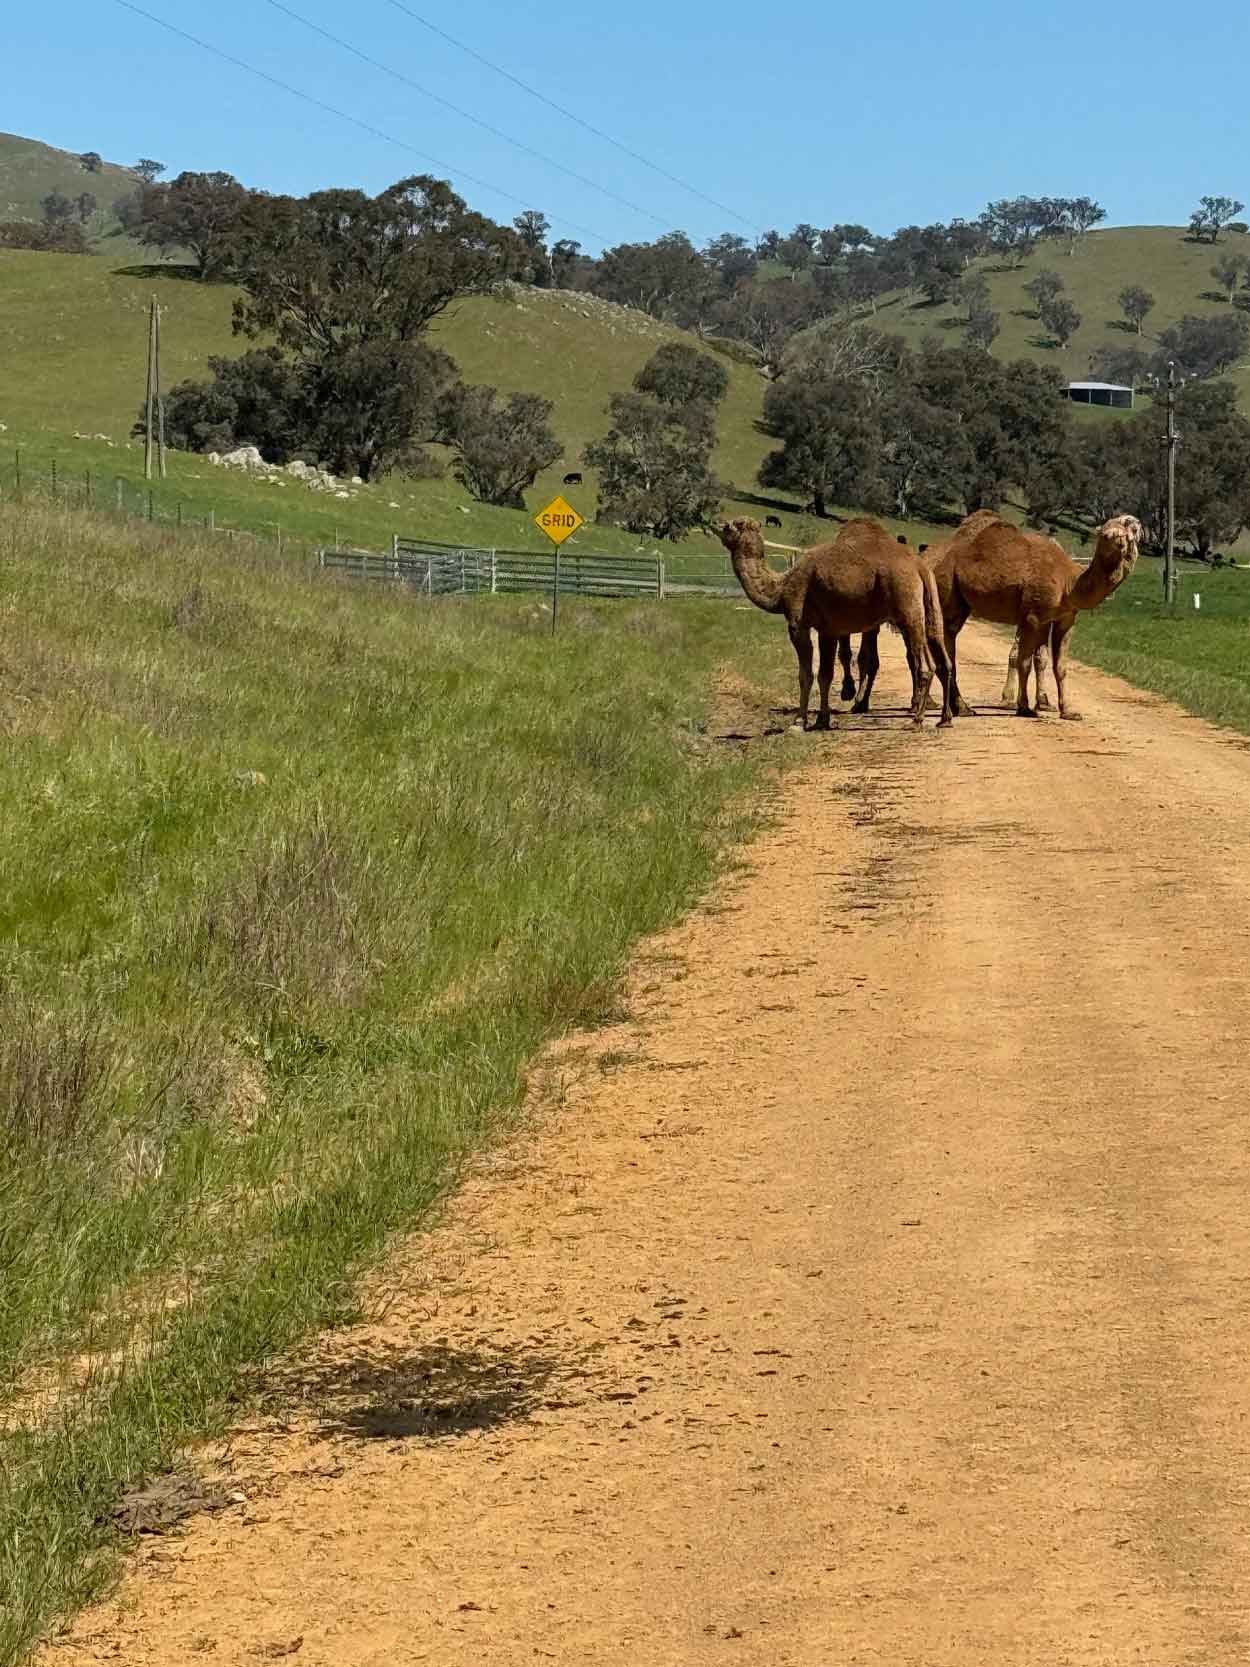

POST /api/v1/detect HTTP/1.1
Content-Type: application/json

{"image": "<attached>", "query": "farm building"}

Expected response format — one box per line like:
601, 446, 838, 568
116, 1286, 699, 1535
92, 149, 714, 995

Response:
1065, 380, 1134, 410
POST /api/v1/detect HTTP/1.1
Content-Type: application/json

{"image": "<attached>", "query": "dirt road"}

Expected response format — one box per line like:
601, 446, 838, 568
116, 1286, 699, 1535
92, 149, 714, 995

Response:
49, 622, 1250, 1666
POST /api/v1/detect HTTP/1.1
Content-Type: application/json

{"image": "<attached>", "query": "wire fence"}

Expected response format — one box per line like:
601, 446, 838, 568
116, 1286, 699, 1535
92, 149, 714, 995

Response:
0, 447, 760, 601
0, 448, 329, 559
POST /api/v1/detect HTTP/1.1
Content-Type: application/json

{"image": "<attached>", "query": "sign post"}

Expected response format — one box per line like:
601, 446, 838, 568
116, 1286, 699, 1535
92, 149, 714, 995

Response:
534, 494, 584, 635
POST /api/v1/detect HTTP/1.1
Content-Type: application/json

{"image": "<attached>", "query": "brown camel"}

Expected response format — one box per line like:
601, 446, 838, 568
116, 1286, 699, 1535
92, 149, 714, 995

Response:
717, 517, 953, 729
930, 511, 1142, 719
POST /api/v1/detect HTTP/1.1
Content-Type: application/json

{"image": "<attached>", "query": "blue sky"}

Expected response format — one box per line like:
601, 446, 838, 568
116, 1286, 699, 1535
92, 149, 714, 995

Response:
4, 0, 1247, 251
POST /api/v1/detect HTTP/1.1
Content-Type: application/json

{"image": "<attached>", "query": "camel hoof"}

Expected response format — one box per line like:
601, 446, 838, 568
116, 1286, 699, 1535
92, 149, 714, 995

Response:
955, 702, 978, 718
1060, 710, 1084, 722
850, 700, 870, 716
937, 714, 954, 728
839, 681, 856, 702
1014, 707, 1039, 719
812, 713, 831, 731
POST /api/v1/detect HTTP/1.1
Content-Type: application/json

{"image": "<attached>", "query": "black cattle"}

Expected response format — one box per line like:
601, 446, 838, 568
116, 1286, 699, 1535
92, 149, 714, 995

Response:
765, 514, 783, 528
563, 472, 583, 486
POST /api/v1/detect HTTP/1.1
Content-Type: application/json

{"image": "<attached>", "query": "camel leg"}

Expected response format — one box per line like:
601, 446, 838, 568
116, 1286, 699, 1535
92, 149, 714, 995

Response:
946, 625, 976, 717
1002, 635, 1021, 706
1013, 621, 1048, 717
1050, 620, 1081, 721
850, 630, 880, 714
1035, 639, 1052, 710
789, 621, 814, 729
928, 628, 954, 727
837, 635, 856, 701
813, 633, 836, 730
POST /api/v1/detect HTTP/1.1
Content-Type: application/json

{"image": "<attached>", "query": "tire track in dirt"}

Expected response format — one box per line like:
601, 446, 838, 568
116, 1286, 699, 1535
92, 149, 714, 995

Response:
43, 622, 1250, 1666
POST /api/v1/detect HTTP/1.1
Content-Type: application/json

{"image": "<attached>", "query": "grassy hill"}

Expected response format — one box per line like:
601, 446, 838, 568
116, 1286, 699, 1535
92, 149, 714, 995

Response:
3, 221, 1250, 562
866, 225, 1250, 408
0, 247, 786, 560
0, 130, 139, 251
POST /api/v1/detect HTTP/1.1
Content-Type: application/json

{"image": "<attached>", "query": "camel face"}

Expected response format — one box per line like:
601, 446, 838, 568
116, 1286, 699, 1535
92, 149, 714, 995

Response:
717, 518, 760, 559
1100, 515, 1142, 575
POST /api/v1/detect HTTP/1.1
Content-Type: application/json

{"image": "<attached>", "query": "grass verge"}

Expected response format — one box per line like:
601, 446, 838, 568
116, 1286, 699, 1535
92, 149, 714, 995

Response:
0, 495, 789, 1662
1072, 558, 1250, 734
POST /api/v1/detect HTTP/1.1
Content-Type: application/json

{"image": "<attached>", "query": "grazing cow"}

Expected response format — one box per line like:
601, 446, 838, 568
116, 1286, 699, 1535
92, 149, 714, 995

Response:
896, 534, 908, 545
765, 515, 783, 528
563, 472, 583, 486
918, 543, 928, 554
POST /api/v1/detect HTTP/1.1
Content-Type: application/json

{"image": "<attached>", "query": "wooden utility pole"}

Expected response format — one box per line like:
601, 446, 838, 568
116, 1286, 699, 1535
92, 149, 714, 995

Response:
154, 299, 167, 480
1164, 362, 1178, 605
144, 296, 156, 481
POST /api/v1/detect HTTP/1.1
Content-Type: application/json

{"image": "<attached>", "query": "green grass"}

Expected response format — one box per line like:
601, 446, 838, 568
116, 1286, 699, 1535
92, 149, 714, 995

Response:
1071, 556, 1250, 732
0, 492, 793, 1663
0, 131, 140, 249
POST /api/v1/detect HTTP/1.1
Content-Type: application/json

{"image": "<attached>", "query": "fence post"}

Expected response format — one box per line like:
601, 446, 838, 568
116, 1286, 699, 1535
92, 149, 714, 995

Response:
147, 491, 154, 522
491, 548, 498, 594
209, 508, 215, 533
115, 477, 123, 512
460, 550, 466, 593
658, 558, 666, 600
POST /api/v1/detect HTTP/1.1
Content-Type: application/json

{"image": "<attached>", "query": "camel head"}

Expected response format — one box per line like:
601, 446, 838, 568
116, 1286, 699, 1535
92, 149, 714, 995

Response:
1096, 513, 1142, 583
716, 516, 762, 557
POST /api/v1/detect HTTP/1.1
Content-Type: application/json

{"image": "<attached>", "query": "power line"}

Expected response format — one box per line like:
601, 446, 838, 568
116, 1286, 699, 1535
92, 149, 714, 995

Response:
109, 0, 610, 242
380, 0, 760, 235
262, 0, 672, 234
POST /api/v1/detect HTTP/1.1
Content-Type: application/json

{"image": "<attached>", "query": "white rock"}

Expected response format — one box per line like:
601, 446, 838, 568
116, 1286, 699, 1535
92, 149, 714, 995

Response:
350, 475, 363, 485
220, 445, 267, 471
334, 489, 350, 499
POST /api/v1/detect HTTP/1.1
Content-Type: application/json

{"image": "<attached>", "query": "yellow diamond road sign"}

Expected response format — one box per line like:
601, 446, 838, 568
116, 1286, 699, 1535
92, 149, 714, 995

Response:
535, 494, 583, 547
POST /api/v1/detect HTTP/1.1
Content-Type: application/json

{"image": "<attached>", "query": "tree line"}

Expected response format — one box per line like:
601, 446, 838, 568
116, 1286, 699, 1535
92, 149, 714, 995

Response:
755, 325, 1250, 558
6, 156, 1249, 553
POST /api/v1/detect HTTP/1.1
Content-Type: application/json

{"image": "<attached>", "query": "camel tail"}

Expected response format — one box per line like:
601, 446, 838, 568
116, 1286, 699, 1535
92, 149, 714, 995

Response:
920, 564, 953, 723
921, 566, 945, 654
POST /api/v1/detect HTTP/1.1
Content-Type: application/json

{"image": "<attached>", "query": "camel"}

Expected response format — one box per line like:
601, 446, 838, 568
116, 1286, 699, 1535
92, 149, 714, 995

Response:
929, 511, 1142, 719
717, 516, 953, 729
